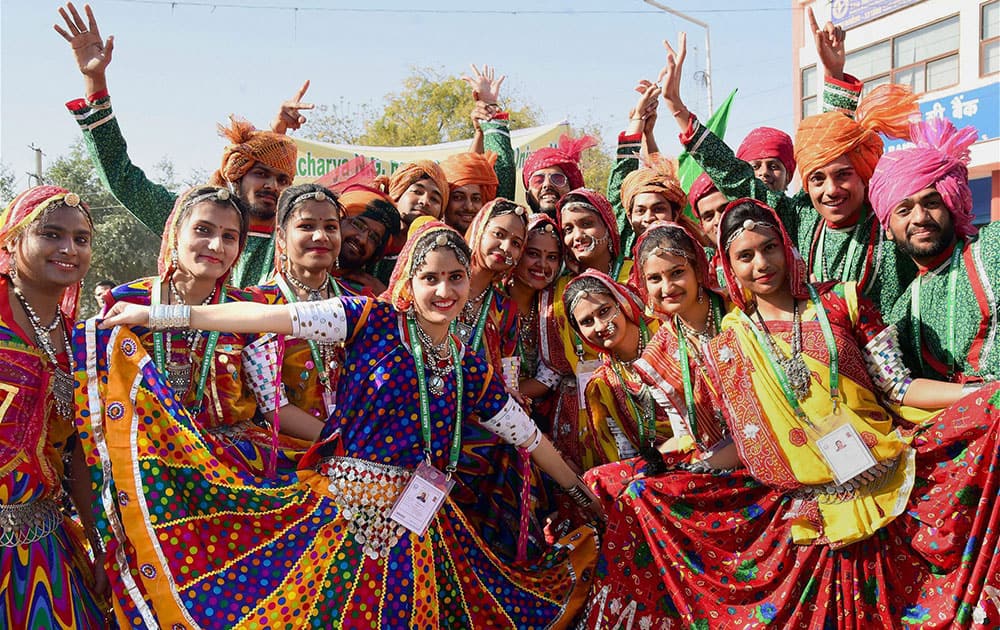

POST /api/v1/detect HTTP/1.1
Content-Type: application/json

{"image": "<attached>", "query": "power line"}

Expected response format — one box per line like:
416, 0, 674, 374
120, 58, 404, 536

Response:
108, 0, 790, 14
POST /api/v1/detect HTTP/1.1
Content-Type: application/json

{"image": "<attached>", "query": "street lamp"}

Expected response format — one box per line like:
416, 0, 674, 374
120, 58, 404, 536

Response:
643, 0, 713, 115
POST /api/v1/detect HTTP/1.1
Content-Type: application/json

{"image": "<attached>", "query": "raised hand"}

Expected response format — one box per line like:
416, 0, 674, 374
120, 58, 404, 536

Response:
658, 33, 690, 130
54, 2, 114, 93
808, 7, 845, 80
271, 80, 315, 135
461, 64, 506, 104
627, 80, 661, 135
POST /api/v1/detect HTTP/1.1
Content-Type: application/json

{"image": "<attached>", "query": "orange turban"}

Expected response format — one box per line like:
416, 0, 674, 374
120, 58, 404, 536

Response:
620, 152, 686, 212
440, 152, 499, 202
794, 84, 917, 184
383, 160, 450, 217
209, 116, 297, 186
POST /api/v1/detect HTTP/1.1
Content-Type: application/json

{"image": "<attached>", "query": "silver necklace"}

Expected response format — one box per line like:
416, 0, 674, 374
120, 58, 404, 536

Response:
413, 320, 451, 396
677, 303, 716, 345
756, 300, 811, 401
12, 285, 74, 419
461, 284, 492, 322
285, 272, 329, 302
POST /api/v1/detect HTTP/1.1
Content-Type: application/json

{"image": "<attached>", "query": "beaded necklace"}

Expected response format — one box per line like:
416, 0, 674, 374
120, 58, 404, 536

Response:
12, 283, 74, 419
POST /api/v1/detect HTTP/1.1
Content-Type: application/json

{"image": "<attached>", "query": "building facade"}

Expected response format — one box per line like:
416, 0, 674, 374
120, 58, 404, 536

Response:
793, 0, 999, 222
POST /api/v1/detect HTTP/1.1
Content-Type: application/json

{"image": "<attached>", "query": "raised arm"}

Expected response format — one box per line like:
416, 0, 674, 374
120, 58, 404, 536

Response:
56, 2, 176, 234
464, 64, 516, 200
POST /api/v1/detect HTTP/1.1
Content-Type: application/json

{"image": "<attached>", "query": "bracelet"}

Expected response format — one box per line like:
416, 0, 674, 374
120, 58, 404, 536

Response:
671, 109, 687, 118
148, 304, 191, 331
563, 480, 593, 508
961, 381, 985, 397
525, 428, 543, 453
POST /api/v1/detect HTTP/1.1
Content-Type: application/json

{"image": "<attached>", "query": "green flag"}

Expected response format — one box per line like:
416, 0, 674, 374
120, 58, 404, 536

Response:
678, 88, 737, 219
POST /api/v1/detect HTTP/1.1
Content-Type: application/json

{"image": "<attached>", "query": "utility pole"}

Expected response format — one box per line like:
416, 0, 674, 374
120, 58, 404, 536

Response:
28, 144, 44, 185
643, 0, 713, 115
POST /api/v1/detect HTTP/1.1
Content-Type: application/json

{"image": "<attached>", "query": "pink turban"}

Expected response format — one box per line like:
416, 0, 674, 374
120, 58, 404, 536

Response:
521, 133, 598, 190
869, 118, 979, 239
736, 127, 796, 177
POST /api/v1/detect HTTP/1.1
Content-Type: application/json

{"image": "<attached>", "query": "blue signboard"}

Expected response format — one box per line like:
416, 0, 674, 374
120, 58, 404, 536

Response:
883, 83, 1000, 153
830, 0, 924, 29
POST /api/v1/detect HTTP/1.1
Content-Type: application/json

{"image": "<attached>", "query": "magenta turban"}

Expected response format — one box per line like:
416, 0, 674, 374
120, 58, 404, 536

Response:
869, 118, 979, 239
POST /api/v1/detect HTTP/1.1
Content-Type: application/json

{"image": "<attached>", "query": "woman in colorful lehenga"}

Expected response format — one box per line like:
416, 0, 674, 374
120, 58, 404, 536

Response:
0, 186, 106, 628
538, 188, 631, 472
249, 183, 355, 439
87, 219, 599, 629
104, 185, 301, 474
561, 270, 669, 467
453, 197, 527, 382
581, 197, 1000, 628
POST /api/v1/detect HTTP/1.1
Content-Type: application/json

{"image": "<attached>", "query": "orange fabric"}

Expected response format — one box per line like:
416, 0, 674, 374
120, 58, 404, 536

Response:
383, 160, 450, 216
440, 152, 499, 202
794, 84, 918, 183
620, 152, 686, 212
209, 116, 297, 186
339, 187, 393, 217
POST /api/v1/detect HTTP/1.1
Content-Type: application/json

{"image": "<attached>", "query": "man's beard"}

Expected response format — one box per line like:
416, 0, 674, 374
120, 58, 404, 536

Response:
895, 222, 956, 262
246, 200, 276, 221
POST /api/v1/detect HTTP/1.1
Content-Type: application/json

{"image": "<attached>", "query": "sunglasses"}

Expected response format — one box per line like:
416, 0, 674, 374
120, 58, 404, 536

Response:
528, 172, 569, 188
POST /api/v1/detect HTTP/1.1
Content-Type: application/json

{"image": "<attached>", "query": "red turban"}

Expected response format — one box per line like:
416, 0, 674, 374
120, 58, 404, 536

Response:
736, 127, 796, 177
687, 172, 719, 211
210, 116, 297, 186
521, 133, 598, 190
869, 117, 979, 238
794, 84, 918, 184
440, 152, 499, 202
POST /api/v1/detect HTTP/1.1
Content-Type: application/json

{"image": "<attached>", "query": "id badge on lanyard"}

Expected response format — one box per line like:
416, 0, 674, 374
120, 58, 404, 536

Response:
575, 359, 602, 409
389, 461, 455, 537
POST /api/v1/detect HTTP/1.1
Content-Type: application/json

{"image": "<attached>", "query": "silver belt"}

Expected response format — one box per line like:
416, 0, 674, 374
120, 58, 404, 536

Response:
1, 498, 64, 547
320, 457, 412, 560
792, 456, 900, 503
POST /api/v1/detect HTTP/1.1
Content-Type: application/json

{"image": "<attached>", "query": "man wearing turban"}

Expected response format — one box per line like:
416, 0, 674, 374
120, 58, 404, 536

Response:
522, 134, 598, 218
619, 153, 686, 244
440, 152, 499, 233
869, 118, 999, 383
336, 185, 401, 295
735, 127, 796, 193
58, 3, 297, 287
659, 23, 919, 314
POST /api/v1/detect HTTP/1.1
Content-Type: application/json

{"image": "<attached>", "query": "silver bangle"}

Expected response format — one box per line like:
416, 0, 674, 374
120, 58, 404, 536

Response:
563, 479, 593, 508
961, 381, 985, 397
525, 429, 543, 453
148, 304, 191, 331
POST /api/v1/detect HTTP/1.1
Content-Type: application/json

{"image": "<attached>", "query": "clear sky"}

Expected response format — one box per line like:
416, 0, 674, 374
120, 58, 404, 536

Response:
1, 0, 794, 191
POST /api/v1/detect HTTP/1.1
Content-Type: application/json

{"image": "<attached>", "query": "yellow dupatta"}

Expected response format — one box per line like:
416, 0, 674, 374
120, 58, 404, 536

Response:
708, 283, 939, 547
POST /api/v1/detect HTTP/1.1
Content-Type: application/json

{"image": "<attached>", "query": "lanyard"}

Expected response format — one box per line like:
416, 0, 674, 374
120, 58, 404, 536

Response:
738, 284, 839, 420
611, 319, 653, 446
675, 293, 724, 442
452, 287, 492, 352
151, 277, 222, 408
276, 274, 342, 389
812, 209, 865, 283
407, 317, 464, 473
911, 241, 963, 377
